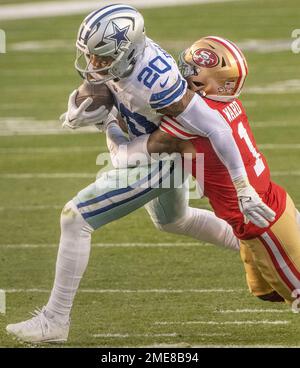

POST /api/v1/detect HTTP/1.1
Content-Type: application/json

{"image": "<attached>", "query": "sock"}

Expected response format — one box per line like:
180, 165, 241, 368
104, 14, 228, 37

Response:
159, 207, 240, 251
46, 200, 93, 324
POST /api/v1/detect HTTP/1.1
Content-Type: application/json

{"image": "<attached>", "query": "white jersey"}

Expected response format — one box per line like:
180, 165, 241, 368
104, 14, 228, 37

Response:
107, 37, 187, 140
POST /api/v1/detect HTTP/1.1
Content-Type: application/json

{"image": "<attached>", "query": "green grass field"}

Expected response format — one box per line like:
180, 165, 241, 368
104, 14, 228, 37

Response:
0, 0, 300, 347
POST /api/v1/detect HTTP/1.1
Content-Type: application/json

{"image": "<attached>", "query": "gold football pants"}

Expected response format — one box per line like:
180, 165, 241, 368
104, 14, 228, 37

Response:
240, 195, 300, 303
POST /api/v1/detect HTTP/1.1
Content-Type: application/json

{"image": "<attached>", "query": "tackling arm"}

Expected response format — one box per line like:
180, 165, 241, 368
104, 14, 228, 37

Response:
106, 117, 187, 168
158, 90, 247, 181
157, 91, 276, 228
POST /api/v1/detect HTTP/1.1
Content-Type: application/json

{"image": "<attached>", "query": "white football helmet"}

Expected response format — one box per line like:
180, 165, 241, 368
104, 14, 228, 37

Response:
75, 4, 146, 84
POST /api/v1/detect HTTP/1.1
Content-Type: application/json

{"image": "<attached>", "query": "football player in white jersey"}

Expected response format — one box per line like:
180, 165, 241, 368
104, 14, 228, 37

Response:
6, 4, 275, 343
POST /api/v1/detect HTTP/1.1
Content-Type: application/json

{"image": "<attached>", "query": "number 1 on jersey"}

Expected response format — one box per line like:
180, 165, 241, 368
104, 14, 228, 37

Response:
238, 122, 265, 177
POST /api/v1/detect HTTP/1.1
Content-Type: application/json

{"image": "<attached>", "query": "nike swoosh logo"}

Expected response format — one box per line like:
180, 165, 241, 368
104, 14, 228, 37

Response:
160, 77, 169, 88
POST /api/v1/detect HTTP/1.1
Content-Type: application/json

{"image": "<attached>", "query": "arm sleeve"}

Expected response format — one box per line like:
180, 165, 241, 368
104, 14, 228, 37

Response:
175, 93, 247, 180
106, 122, 151, 169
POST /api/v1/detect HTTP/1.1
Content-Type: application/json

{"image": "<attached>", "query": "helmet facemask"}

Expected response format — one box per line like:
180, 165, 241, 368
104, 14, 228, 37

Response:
75, 44, 133, 84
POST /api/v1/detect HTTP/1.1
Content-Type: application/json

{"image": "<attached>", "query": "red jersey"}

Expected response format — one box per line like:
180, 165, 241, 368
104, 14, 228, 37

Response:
160, 98, 286, 240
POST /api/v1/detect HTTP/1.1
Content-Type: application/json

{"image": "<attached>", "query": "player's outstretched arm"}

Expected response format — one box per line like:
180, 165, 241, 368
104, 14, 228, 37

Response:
158, 90, 248, 180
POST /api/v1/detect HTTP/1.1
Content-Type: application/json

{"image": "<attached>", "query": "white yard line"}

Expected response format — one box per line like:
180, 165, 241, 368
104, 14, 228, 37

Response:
10, 40, 73, 52
259, 144, 300, 150
139, 344, 299, 348
0, 147, 105, 154
217, 309, 290, 314
0, 144, 299, 154
155, 320, 290, 325
252, 121, 299, 128
1, 170, 299, 179
162, 39, 292, 53
1, 242, 211, 249
238, 39, 292, 54
0, 118, 96, 136
5, 288, 242, 293
0, 117, 298, 136
0, 205, 62, 211
0, 173, 96, 179
9, 38, 292, 54
92, 332, 230, 338
272, 171, 300, 177
93, 333, 178, 338
245, 80, 300, 94
0, 203, 244, 212
0, 0, 242, 20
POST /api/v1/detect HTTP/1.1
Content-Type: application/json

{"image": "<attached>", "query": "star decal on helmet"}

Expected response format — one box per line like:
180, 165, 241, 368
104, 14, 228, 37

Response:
106, 22, 130, 51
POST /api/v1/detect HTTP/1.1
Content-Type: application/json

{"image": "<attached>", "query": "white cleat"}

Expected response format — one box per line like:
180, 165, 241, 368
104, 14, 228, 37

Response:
6, 307, 69, 343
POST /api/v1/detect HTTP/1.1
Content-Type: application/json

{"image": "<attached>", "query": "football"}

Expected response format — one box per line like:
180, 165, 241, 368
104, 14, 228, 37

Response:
75, 81, 114, 112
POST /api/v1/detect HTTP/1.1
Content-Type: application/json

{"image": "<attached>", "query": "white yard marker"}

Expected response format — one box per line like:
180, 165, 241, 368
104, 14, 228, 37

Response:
155, 320, 290, 325
259, 144, 300, 150
217, 309, 290, 314
0, 117, 96, 136
0, 147, 105, 154
139, 344, 300, 348
0, 0, 242, 21
245, 80, 300, 94
1, 144, 300, 154
93, 333, 178, 338
1, 144, 299, 154
0, 205, 62, 211
252, 121, 300, 128
9, 38, 292, 54
1, 170, 300, 180
92, 332, 230, 338
0, 116, 297, 136
272, 171, 300, 177
4, 288, 243, 294
1, 242, 212, 249
0, 173, 95, 179
0, 290, 6, 314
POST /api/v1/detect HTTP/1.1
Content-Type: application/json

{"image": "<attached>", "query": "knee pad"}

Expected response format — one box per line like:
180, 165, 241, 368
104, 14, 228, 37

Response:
156, 211, 191, 234
61, 200, 94, 236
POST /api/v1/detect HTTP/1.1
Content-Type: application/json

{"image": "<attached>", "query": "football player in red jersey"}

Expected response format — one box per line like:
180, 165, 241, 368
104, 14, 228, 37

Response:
106, 36, 300, 304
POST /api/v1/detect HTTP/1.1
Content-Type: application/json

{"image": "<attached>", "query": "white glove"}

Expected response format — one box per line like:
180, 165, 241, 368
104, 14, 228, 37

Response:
60, 89, 109, 130
234, 177, 276, 228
